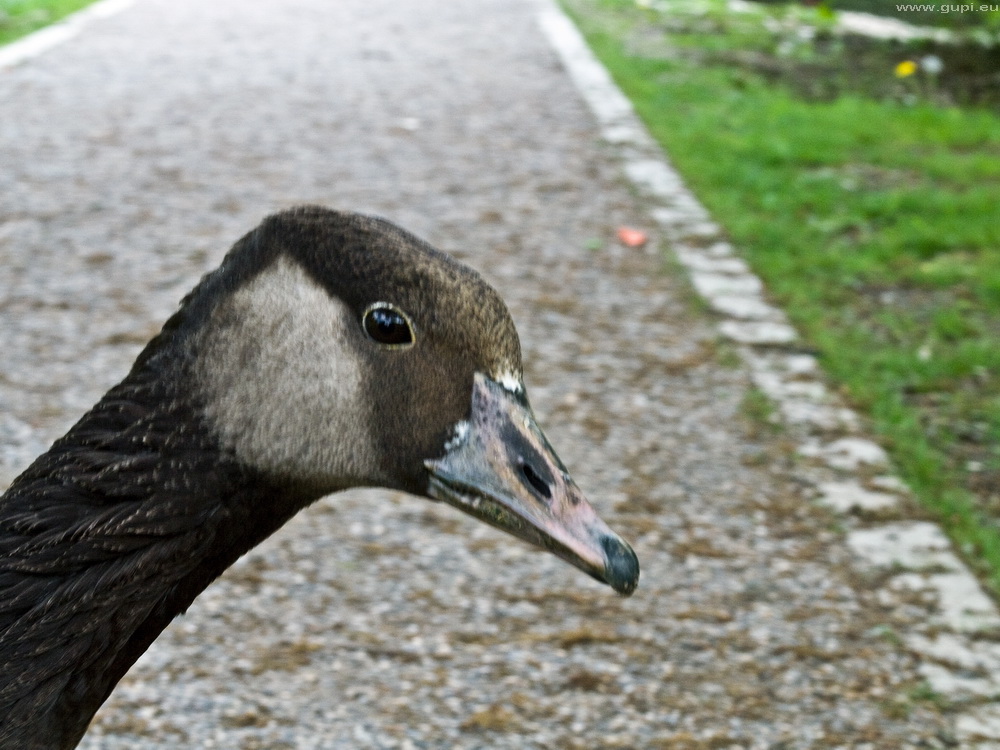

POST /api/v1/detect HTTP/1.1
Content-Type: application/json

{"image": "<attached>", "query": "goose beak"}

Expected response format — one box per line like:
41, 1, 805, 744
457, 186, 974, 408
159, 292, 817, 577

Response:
425, 373, 639, 596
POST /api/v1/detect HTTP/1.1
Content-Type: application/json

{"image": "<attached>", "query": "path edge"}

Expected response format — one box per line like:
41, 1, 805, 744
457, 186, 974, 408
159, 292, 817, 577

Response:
0, 0, 134, 71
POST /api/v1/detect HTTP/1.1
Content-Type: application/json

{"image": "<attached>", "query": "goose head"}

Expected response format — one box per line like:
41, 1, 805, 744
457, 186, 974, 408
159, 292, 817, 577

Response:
175, 206, 638, 595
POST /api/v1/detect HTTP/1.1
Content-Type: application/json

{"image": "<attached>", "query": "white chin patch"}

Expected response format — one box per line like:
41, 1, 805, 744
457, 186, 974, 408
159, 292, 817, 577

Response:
494, 370, 524, 395
444, 420, 471, 452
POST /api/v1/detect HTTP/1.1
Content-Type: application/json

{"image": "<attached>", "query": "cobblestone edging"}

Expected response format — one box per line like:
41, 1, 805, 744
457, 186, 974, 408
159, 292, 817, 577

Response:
537, 4, 1000, 746
0, 0, 133, 70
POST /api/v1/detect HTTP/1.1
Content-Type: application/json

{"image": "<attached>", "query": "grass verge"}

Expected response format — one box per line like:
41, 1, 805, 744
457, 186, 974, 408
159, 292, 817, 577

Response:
0, 0, 99, 46
562, 0, 1000, 590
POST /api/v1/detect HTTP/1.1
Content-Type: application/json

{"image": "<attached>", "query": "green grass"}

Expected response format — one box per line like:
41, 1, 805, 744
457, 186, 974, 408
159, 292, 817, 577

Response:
564, 0, 1000, 590
0, 0, 99, 46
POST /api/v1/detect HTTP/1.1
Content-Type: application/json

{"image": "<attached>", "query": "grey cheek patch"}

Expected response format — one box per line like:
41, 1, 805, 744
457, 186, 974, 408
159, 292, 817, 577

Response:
193, 257, 380, 490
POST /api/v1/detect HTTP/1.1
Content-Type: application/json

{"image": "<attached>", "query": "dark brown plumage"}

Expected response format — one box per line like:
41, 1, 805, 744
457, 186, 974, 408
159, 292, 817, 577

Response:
0, 207, 638, 749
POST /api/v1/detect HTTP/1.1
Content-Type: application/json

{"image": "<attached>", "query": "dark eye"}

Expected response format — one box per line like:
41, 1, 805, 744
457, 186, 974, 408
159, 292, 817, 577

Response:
362, 303, 414, 347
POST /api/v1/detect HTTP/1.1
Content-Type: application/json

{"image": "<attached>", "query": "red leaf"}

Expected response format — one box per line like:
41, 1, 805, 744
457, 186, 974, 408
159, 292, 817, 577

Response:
616, 226, 648, 247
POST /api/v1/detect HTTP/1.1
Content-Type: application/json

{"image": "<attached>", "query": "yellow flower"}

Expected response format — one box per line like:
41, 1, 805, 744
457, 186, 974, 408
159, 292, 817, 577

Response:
895, 60, 918, 78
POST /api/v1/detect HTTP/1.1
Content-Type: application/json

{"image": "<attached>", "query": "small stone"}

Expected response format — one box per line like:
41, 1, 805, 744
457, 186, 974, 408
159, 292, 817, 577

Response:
957, 704, 1000, 741
816, 481, 897, 512
869, 475, 910, 495
798, 437, 890, 471
624, 159, 684, 200
705, 294, 784, 321
847, 522, 959, 571
672, 248, 749, 274
690, 271, 763, 297
718, 320, 797, 345
895, 572, 1000, 633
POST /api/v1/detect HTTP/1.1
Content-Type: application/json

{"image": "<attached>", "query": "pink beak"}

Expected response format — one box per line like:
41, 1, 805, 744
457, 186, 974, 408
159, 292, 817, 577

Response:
425, 374, 639, 596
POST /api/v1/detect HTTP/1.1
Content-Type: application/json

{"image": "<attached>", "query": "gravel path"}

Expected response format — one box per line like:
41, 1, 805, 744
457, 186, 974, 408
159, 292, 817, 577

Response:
0, 0, 962, 747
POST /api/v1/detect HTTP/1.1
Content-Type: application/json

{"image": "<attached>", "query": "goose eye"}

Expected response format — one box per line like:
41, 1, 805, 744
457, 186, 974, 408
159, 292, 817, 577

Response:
362, 303, 414, 347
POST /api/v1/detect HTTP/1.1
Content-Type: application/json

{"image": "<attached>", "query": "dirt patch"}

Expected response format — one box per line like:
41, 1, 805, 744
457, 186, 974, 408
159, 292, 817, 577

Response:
725, 32, 1000, 109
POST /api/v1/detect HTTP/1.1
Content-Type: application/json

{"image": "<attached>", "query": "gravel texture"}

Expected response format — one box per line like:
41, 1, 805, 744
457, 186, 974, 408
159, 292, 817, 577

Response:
0, 0, 958, 747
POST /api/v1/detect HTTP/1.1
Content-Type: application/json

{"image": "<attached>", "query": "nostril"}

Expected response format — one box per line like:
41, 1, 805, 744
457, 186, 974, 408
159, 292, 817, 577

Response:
519, 461, 552, 500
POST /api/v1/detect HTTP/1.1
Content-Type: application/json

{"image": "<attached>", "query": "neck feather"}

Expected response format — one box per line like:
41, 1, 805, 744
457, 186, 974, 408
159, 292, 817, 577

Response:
0, 357, 316, 749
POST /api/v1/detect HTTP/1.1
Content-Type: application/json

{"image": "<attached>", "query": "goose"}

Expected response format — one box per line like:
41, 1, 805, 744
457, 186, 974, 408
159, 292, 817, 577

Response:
0, 206, 639, 749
